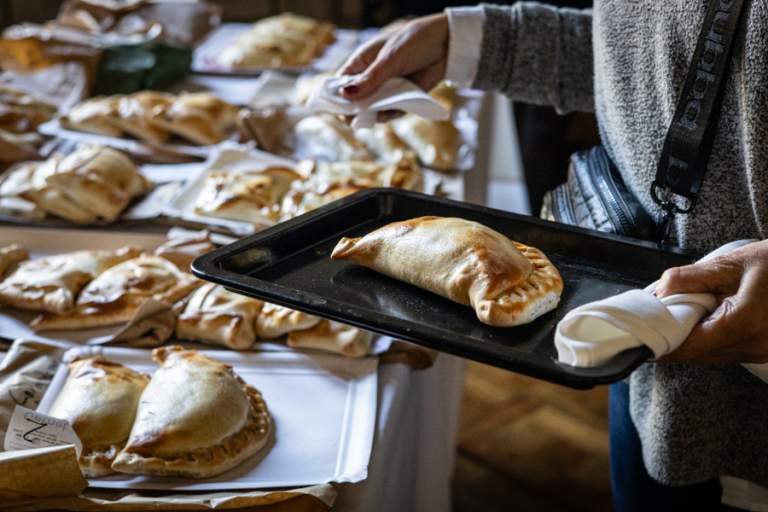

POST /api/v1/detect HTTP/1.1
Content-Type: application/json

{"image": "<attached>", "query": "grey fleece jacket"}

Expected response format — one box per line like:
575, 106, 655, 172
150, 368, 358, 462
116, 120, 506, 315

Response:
473, 1, 768, 487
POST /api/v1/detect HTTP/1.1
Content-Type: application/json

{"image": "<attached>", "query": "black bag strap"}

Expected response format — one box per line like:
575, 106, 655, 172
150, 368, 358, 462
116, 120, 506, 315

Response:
652, 0, 749, 244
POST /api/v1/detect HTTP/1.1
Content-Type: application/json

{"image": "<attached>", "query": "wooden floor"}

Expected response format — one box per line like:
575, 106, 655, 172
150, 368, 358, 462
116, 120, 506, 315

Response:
452, 361, 614, 512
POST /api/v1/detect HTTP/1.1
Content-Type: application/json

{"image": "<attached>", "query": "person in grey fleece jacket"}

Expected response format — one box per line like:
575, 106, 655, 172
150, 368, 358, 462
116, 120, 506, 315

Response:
339, 1, 768, 509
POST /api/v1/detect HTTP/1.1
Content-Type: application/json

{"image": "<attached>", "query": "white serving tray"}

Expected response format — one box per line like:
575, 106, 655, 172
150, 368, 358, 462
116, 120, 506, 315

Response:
37, 345, 378, 490
192, 24, 359, 76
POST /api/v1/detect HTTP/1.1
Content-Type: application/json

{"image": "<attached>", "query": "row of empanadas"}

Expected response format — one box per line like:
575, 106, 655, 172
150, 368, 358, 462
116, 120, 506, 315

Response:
242, 86, 462, 171
0, 145, 151, 223
49, 347, 271, 479
63, 91, 240, 146
175, 283, 372, 356
218, 13, 335, 69
193, 155, 422, 226
0, 242, 372, 357
332, 216, 564, 327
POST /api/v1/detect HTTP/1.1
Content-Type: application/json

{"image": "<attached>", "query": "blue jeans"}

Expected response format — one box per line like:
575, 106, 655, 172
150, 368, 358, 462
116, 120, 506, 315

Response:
609, 381, 733, 512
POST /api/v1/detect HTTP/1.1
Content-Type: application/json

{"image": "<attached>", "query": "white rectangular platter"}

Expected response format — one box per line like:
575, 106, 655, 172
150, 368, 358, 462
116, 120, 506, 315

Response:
37, 345, 378, 491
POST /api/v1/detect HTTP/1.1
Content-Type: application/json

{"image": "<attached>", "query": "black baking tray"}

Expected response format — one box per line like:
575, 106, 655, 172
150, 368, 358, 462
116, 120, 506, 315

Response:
192, 189, 695, 389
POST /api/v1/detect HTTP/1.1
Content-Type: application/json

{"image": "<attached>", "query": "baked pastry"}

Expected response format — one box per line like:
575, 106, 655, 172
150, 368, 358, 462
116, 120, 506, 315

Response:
32, 255, 200, 330
150, 92, 239, 145
111, 346, 271, 478
0, 246, 139, 314
331, 216, 563, 327
256, 302, 321, 339
218, 13, 335, 69
278, 183, 362, 221
0, 244, 28, 278
293, 114, 374, 162
42, 145, 151, 221
176, 283, 263, 350
0, 129, 43, 163
236, 106, 291, 155
287, 320, 371, 357
48, 357, 149, 477
154, 232, 216, 271
194, 166, 301, 223
354, 124, 411, 164
62, 96, 122, 137
114, 91, 173, 144
0, 161, 49, 219
0, 84, 57, 133
20, 158, 100, 224
391, 115, 460, 171
300, 156, 423, 193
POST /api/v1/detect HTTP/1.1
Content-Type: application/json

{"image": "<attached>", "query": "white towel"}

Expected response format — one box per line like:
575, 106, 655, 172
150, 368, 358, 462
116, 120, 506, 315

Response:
305, 76, 450, 129
554, 240, 768, 382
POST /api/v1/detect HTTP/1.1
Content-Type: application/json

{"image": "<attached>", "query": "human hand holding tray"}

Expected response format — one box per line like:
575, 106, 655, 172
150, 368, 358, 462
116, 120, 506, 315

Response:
192, 189, 695, 388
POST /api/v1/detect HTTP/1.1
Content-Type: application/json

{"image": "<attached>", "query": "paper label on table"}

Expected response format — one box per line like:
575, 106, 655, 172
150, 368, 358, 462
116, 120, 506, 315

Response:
3, 405, 82, 456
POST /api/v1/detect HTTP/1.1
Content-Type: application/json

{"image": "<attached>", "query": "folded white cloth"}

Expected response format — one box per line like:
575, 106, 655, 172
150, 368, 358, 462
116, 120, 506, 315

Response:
555, 239, 768, 382
306, 76, 450, 129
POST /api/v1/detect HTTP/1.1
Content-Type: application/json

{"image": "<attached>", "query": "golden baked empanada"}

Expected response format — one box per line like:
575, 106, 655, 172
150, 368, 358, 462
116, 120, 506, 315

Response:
150, 92, 239, 145
32, 255, 201, 330
21, 158, 99, 224
62, 96, 122, 137
42, 145, 150, 222
331, 216, 563, 327
176, 283, 263, 350
298, 156, 422, 193
0, 243, 28, 278
287, 320, 371, 358
256, 302, 321, 339
194, 167, 301, 223
114, 91, 173, 144
0, 246, 139, 314
218, 13, 335, 69
390, 116, 460, 171
48, 357, 149, 477
111, 346, 271, 478
154, 233, 215, 272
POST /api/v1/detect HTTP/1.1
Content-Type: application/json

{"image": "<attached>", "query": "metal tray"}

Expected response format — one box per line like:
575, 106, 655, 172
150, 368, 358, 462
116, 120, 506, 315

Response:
193, 189, 695, 388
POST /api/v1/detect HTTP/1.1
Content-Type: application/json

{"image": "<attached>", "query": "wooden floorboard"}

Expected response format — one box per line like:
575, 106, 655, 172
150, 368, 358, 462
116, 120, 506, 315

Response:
452, 361, 614, 512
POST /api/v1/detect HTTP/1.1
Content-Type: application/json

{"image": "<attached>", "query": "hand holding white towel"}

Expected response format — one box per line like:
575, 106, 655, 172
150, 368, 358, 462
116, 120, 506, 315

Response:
555, 240, 768, 382
306, 75, 450, 129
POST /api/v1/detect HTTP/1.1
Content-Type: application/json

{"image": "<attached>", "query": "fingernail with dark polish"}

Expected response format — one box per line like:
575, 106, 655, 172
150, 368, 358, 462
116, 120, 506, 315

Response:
342, 84, 360, 95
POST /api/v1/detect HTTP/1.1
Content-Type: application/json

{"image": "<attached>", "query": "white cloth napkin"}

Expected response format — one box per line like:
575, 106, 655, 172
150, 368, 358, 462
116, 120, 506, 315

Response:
306, 76, 450, 129
555, 239, 768, 382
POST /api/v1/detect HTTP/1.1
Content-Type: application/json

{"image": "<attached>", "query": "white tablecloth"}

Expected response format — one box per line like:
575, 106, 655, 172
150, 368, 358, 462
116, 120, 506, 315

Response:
335, 354, 466, 512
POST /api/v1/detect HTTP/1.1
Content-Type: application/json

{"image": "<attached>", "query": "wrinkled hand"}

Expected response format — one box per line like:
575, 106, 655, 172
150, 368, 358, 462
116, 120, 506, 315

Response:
337, 13, 449, 102
655, 239, 768, 364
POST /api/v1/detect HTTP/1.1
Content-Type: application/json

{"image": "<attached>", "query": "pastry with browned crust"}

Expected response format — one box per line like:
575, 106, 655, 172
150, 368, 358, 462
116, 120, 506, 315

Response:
48, 357, 149, 477
111, 346, 271, 478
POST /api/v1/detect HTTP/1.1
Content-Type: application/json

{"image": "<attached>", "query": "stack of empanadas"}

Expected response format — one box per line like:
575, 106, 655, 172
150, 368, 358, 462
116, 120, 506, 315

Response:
49, 347, 272, 479
62, 91, 240, 146
0, 144, 151, 223
218, 13, 335, 69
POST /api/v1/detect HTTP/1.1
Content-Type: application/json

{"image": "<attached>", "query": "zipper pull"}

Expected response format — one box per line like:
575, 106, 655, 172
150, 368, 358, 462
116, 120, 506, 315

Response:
657, 207, 675, 248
